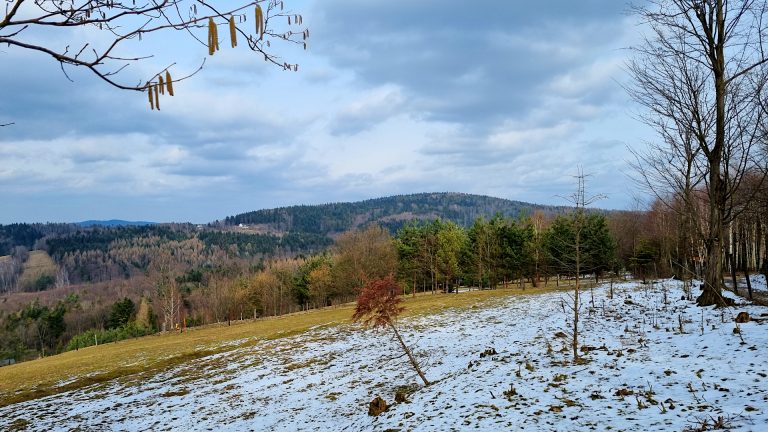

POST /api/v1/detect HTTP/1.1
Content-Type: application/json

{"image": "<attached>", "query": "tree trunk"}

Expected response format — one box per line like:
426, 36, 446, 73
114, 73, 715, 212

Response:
573, 231, 580, 363
699, 241, 731, 306
742, 223, 753, 300
763, 225, 768, 280
756, 220, 762, 273
609, 276, 614, 299
698, 175, 728, 306
389, 322, 429, 386
697, 0, 730, 308
729, 252, 738, 295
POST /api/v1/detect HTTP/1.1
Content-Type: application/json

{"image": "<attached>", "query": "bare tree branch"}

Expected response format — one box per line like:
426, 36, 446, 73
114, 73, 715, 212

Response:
0, 0, 309, 95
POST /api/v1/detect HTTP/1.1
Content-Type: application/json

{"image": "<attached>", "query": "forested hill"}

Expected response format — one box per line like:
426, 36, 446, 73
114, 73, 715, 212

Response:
0, 193, 573, 289
222, 192, 573, 235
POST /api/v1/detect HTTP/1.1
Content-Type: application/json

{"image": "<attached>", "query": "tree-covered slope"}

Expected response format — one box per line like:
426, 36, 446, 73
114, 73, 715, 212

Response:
223, 192, 571, 234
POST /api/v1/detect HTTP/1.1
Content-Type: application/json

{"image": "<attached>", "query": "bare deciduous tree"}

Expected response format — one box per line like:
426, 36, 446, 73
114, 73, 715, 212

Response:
629, 0, 768, 306
333, 225, 397, 297
150, 249, 181, 331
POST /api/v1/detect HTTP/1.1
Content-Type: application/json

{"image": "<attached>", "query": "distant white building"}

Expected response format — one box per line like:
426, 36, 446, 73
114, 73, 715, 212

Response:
238, 223, 248, 228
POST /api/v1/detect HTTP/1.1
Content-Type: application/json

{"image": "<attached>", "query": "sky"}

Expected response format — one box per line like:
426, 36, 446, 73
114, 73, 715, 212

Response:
0, 1, 653, 224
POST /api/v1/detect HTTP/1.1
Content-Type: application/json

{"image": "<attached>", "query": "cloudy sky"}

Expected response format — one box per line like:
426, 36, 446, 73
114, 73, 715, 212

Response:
0, 0, 652, 224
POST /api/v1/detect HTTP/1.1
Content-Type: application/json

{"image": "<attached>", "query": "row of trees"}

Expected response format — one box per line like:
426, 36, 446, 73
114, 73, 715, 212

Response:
1, 210, 619, 361
618, 174, 768, 295
15, 192, 762, 363
17, 187, 749, 364
396, 213, 616, 294
151, 212, 617, 337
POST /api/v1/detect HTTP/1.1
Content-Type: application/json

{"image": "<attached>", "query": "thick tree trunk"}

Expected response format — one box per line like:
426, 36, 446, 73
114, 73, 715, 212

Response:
698, 0, 731, 308
698, 208, 732, 306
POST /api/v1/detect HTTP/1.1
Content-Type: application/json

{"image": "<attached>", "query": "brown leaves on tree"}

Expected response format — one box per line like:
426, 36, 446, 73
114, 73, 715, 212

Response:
352, 274, 404, 329
352, 274, 430, 386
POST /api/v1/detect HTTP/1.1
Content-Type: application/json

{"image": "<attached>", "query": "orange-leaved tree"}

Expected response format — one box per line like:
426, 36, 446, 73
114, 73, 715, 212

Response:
352, 274, 429, 386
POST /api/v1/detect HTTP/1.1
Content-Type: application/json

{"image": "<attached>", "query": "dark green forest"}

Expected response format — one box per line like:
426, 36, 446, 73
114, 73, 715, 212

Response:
1, 193, 570, 288
222, 192, 573, 234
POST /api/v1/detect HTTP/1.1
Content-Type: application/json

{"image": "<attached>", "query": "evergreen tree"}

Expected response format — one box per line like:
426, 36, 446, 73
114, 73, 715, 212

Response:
108, 298, 136, 329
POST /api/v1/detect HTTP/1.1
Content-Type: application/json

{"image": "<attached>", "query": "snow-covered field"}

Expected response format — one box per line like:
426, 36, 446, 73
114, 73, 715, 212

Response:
3, 280, 768, 431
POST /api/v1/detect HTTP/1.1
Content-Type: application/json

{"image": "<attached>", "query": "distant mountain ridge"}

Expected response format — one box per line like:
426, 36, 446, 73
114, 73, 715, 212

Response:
222, 192, 574, 235
77, 220, 157, 227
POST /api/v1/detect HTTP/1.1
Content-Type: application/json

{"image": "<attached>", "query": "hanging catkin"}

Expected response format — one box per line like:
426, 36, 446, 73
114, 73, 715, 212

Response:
158, 75, 165, 95
213, 19, 219, 52
154, 84, 160, 110
229, 16, 237, 48
165, 71, 174, 96
255, 5, 263, 39
147, 82, 154, 110
208, 17, 216, 55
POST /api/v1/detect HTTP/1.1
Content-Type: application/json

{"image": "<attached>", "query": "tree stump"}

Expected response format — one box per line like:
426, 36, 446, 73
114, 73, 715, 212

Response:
368, 396, 388, 416
735, 312, 750, 323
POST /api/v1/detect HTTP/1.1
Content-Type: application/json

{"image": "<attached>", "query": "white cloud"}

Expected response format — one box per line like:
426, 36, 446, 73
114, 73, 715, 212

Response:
0, 1, 650, 222
328, 84, 406, 135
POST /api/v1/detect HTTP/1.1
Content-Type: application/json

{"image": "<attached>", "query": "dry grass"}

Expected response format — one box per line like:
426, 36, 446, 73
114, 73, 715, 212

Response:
0, 279, 578, 407
17, 251, 57, 288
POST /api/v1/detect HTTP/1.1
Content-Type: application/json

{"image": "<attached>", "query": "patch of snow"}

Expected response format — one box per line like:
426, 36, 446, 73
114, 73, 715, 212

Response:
2, 280, 767, 431
748, 274, 767, 293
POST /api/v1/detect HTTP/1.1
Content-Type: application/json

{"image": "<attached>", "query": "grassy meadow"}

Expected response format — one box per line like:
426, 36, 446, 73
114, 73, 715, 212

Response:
17, 251, 57, 289
0, 280, 579, 407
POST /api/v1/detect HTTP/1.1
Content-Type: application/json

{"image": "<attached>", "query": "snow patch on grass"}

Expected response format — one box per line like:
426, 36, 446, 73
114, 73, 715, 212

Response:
2, 280, 767, 431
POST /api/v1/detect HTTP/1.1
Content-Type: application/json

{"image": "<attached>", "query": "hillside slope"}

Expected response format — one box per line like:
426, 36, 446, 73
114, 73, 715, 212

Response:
1, 193, 575, 288
2, 280, 766, 431
223, 192, 574, 235
17, 251, 57, 291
